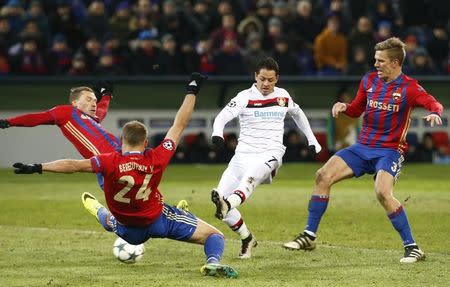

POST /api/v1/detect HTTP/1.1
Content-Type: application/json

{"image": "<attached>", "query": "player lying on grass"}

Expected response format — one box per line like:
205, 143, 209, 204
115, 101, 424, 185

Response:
283, 37, 444, 263
13, 73, 238, 278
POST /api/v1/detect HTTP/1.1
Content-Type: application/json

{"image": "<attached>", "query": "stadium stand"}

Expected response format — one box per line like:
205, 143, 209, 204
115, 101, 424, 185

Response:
0, 0, 448, 76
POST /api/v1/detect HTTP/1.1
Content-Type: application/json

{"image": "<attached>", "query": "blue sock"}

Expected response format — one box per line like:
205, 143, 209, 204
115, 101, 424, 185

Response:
305, 195, 329, 235
204, 234, 224, 264
388, 206, 415, 246
97, 207, 115, 232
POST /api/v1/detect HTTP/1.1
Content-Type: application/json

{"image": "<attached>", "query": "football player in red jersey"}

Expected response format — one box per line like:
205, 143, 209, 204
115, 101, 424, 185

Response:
0, 82, 119, 158
1, 81, 118, 189
283, 37, 443, 263
13, 73, 238, 278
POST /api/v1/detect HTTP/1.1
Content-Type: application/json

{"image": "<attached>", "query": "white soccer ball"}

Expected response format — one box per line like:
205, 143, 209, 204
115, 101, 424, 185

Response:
113, 237, 145, 264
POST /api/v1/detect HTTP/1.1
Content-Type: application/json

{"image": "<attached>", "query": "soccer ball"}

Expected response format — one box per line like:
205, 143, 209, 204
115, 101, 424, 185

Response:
113, 237, 145, 264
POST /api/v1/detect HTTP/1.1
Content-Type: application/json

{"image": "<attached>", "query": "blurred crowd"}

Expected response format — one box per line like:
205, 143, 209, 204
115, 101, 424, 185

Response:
0, 0, 449, 76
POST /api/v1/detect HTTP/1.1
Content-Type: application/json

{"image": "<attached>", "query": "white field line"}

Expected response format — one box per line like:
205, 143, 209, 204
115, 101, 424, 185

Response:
1, 225, 448, 256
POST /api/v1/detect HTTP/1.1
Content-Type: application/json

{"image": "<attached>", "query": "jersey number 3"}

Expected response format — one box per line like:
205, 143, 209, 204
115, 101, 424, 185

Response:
114, 174, 152, 203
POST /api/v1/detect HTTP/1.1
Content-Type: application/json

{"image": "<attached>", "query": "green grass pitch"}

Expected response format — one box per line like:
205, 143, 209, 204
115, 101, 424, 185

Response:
0, 163, 449, 287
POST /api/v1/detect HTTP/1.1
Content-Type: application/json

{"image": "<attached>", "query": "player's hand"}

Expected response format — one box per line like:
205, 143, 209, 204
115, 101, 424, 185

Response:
308, 141, 322, 154
332, 102, 347, 118
0, 119, 10, 129
13, 163, 42, 174
92, 80, 114, 102
212, 136, 225, 150
186, 72, 208, 95
423, 113, 442, 127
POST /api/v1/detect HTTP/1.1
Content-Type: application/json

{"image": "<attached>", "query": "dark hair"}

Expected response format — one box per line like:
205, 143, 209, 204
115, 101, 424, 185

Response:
69, 86, 94, 102
122, 120, 148, 146
255, 57, 279, 75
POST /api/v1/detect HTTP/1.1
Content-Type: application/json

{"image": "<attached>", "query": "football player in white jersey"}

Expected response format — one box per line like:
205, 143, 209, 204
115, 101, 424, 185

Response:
210, 57, 322, 259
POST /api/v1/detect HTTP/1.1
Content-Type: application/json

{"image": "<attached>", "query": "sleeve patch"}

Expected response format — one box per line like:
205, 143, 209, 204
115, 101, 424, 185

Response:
162, 139, 174, 151
227, 101, 236, 108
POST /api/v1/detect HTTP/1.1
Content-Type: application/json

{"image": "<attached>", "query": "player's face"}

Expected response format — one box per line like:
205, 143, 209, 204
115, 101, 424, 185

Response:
73, 91, 97, 116
374, 50, 400, 82
255, 69, 278, 96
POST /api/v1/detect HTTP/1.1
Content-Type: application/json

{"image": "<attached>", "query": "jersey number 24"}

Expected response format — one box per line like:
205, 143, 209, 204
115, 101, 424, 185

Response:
114, 174, 152, 203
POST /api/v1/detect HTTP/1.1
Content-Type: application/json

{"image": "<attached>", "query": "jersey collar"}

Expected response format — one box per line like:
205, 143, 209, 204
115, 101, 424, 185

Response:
251, 84, 276, 97
123, 151, 144, 155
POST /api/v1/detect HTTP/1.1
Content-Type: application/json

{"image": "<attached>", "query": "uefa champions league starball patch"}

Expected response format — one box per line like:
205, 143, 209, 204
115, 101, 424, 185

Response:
163, 140, 174, 150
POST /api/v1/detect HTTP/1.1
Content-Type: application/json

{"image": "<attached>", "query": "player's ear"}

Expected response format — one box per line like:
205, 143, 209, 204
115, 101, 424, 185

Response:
254, 72, 258, 82
144, 138, 149, 147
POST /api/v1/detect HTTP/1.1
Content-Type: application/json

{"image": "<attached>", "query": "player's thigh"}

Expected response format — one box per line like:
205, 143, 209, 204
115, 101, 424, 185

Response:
188, 218, 223, 245
217, 155, 247, 196
317, 155, 354, 184
374, 150, 403, 180
241, 153, 281, 183
333, 145, 371, 178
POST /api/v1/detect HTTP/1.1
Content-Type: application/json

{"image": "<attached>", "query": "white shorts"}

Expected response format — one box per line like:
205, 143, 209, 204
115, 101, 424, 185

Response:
217, 151, 283, 198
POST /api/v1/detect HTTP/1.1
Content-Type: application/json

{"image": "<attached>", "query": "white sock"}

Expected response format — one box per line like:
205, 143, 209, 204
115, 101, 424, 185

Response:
236, 222, 250, 240
304, 230, 317, 238
227, 193, 242, 209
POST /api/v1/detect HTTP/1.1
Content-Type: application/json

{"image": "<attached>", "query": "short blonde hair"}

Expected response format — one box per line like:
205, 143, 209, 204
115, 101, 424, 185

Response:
69, 86, 94, 102
122, 121, 148, 146
374, 37, 406, 65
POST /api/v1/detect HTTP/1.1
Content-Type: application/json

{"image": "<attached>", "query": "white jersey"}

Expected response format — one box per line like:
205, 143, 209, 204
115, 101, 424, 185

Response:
213, 84, 302, 155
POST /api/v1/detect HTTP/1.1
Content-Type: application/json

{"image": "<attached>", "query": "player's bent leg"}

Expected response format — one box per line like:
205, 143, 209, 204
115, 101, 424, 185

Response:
81, 192, 104, 218
225, 157, 279, 210
374, 170, 400, 213
374, 171, 423, 262
283, 156, 353, 251
223, 209, 257, 258
314, 155, 354, 195
81, 192, 115, 232
188, 218, 223, 244
188, 219, 238, 278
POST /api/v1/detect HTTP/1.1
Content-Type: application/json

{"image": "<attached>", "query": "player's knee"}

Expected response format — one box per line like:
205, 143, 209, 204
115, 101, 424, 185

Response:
375, 188, 390, 202
208, 225, 224, 238
315, 168, 333, 187
215, 231, 224, 238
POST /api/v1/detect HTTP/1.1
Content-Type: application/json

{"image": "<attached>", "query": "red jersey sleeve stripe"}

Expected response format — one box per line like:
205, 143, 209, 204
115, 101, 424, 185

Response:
64, 122, 100, 155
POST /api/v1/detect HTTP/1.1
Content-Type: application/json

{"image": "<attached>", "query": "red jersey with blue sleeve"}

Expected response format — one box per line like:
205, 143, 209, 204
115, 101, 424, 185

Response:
90, 139, 176, 227
345, 72, 443, 153
7, 96, 120, 158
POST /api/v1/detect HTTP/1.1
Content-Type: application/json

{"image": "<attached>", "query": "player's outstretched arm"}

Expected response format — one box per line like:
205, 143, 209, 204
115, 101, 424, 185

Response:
2, 110, 56, 128
13, 159, 93, 174
165, 72, 207, 145
332, 102, 347, 118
